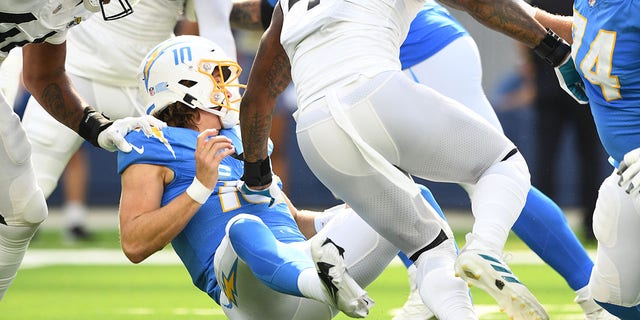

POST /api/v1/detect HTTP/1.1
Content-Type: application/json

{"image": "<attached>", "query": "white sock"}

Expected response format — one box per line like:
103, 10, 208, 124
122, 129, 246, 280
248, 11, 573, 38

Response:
0, 223, 39, 301
415, 239, 477, 319
64, 201, 87, 228
575, 285, 603, 315
468, 154, 530, 254
297, 268, 330, 303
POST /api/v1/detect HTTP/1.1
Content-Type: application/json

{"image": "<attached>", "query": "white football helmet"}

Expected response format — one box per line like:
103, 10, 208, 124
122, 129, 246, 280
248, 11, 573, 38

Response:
138, 35, 246, 129
83, 0, 139, 21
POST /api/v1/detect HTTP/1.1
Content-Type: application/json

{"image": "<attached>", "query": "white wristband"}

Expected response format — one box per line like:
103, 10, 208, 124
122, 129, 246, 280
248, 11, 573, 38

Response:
186, 177, 213, 204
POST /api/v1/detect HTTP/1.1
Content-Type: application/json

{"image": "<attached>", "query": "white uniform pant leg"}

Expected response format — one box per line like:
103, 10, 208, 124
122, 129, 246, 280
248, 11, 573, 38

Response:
403, 35, 503, 132
0, 48, 23, 108
0, 92, 47, 300
311, 205, 400, 288
373, 71, 529, 251
589, 170, 640, 307
295, 71, 522, 256
214, 215, 334, 320
404, 37, 531, 252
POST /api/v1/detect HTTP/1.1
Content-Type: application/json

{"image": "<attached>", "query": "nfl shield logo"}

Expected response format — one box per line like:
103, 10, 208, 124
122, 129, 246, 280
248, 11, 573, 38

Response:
589, 0, 596, 6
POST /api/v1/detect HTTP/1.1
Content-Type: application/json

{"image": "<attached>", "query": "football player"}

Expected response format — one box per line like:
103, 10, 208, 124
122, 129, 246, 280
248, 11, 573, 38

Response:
119, 35, 417, 319
235, 0, 576, 318
19, 0, 237, 241
0, 0, 163, 301
531, 1, 640, 318
250, 1, 606, 318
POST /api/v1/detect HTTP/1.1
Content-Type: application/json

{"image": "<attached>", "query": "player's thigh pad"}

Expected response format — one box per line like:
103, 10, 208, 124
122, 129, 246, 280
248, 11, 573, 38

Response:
343, 71, 514, 184
295, 86, 454, 255
590, 170, 640, 306
0, 97, 47, 225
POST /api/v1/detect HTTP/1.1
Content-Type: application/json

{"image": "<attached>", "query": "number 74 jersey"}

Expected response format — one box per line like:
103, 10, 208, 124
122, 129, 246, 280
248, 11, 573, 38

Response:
571, 0, 640, 163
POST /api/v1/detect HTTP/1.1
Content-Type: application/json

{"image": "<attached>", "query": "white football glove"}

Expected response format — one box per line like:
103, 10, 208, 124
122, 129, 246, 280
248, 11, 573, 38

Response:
97, 115, 167, 152
617, 147, 640, 194
237, 176, 285, 208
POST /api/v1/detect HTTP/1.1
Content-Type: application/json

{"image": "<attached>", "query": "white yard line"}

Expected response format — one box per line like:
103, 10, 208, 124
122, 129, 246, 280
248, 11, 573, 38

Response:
21, 248, 597, 268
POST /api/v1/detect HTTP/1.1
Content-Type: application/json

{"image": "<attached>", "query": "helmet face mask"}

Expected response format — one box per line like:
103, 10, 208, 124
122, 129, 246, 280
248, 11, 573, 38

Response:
83, 0, 137, 21
139, 35, 246, 129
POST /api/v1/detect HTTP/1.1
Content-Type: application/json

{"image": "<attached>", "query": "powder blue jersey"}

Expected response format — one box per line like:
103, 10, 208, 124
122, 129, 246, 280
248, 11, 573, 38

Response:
117, 126, 304, 300
572, 0, 640, 163
400, 0, 468, 69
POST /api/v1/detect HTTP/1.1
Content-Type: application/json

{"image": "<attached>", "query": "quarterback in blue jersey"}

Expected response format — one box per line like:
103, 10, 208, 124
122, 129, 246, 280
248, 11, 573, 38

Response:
531, 0, 640, 318
117, 35, 417, 319
252, 1, 602, 319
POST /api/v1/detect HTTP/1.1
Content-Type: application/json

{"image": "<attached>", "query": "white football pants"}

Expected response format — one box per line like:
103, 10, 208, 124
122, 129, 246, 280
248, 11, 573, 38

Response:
0, 91, 47, 300
589, 170, 640, 307
295, 69, 530, 258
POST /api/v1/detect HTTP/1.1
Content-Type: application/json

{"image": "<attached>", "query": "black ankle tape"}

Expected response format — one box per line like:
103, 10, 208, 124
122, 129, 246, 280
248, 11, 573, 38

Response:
409, 229, 449, 262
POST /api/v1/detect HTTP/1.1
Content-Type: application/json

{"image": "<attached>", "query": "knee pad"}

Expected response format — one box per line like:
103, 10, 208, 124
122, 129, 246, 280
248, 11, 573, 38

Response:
20, 189, 48, 225
4, 171, 48, 226
493, 151, 530, 184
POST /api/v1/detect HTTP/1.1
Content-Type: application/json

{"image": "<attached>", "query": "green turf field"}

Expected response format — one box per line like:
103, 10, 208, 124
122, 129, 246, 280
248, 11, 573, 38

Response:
2, 229, 596, 319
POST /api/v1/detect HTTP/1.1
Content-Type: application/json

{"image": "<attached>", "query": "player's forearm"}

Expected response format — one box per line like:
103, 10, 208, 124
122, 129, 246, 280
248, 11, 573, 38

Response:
239, 6, 290, 163
230, 0, 263, 30
120, 195, 201, 264
439, 0, 548, 48
21, 42, 88, 133
531, 8, 573, 44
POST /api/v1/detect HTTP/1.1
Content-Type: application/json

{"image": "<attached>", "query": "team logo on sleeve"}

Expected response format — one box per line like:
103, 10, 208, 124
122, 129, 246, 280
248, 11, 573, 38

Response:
221, 259, 240, 308
150, 127, 176, 159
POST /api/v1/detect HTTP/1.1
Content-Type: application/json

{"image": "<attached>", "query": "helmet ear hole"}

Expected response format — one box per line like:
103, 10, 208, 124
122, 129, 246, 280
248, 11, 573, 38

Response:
179, 80, 197, 88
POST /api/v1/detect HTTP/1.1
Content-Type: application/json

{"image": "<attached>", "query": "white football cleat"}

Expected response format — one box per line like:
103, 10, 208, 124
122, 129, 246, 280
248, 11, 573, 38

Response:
454, 247, 548, 320
392, 265, 437, 320
311, 236, 374, 318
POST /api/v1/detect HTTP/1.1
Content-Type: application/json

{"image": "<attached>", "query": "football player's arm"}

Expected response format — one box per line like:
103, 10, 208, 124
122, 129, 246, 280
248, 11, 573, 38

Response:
282, 192, 318, 239
230, 0, 272, 31
21, 42, 85, 135
239, 2, 290, 187
438, 0, 570, 66
119, 131, 234, 263
21, 42, 166, 152
530, 8, 573, 44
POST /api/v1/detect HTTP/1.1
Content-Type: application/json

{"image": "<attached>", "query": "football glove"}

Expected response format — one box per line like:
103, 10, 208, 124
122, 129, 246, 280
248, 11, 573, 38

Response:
237, 177, 284, 208
555, 56, 589, 104
98, 115, 166, 152
618, 147, 640, 195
